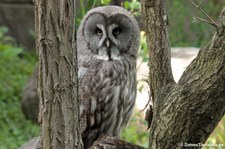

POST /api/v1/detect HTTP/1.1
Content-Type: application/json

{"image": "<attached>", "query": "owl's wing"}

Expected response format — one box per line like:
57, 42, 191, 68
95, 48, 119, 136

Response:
78, 66, 88, 133
78, 67, 87, 83
78, 61, 103, 147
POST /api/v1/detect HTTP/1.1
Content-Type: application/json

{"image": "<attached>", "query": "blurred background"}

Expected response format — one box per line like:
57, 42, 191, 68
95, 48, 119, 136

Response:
0, 0, 224, 148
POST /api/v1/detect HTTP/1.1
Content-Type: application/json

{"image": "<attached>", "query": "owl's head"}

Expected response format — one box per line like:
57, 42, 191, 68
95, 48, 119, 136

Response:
77, 6, 140, 61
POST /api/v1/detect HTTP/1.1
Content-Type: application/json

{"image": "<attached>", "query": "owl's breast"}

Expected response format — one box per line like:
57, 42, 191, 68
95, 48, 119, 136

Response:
79, 58, 136, 138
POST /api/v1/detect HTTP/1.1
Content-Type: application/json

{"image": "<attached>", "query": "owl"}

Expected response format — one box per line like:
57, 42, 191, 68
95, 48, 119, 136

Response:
77, 6, 140, 148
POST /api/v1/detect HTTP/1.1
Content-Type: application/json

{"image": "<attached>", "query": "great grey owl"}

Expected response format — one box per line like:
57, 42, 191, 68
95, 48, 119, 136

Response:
77, 6, 140, 147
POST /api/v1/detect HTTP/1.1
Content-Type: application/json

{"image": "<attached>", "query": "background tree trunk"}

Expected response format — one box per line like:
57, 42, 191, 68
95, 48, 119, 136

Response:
142, 0, 225, 148
34, 0, 83, 148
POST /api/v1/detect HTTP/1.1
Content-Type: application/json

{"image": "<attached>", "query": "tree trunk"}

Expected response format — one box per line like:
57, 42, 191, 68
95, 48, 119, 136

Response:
34, 0, 83, 148
142, 0, 225, 148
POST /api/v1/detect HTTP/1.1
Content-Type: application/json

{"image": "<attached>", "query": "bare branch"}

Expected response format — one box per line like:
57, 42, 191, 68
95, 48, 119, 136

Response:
191, 0, 217, 28
193, 16, 217, 28
198, 0, 205, 8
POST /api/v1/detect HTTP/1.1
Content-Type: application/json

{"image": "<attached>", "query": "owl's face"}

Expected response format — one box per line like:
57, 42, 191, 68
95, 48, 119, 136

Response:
83, 12, 136, 61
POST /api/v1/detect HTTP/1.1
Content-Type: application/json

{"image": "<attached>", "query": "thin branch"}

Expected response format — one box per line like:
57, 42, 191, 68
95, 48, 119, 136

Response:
193, 16, 218, 28
198, 0, 205, 8
141, 79, 152, 112
142, 90, 151, 112
191, 0, 217, 28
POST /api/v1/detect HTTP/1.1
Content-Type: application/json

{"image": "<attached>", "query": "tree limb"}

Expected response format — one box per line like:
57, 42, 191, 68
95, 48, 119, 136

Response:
90, 135, 146, 149
141, 0, 175, 105
19, 135, 146, 149
142, 0, 225, 147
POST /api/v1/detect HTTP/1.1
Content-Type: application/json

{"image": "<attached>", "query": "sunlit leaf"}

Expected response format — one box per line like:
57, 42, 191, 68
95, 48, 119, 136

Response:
101, 0, 111, 5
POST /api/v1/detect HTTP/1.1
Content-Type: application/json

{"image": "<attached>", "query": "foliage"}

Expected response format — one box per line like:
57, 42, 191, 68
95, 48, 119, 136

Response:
121, 110, 148, 147
101, 0, 111, 5
0, 27, 12, 42
122, 111, 225, 148
138, 31, 148, 62
0, 26, 39, 149
204, 116, 225, 149
124, 0, 141, 16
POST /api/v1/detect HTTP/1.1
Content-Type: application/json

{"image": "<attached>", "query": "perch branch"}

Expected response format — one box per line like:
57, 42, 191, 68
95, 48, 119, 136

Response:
19, 135, 146, 149
90, 134, 146, 149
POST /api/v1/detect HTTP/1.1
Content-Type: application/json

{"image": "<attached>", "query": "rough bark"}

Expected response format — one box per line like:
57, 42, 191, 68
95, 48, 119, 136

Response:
141, 0, 175, 104
34, 0, 83, 148
90, 135, 145, 149
142, 0, 225, 149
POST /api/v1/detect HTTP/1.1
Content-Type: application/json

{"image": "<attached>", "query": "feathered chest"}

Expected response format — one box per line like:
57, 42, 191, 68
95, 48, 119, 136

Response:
79, 58, 136, 138
79, 59, 136, 90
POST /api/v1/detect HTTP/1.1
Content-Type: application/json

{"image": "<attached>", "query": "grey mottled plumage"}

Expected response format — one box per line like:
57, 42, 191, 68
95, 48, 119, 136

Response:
77, 6, 140, 147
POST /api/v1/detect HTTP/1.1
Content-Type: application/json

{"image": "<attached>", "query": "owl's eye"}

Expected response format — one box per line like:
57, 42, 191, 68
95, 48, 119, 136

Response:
95, 28, 103, 36
113, 27, 122, 36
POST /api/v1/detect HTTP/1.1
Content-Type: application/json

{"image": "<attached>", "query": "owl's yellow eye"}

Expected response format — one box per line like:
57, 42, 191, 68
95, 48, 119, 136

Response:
95, 28, 103, 36
113, 27, 122, 36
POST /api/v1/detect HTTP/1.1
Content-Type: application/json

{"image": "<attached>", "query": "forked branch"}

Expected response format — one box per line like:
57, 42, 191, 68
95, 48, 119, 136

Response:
191, 0, 218, 28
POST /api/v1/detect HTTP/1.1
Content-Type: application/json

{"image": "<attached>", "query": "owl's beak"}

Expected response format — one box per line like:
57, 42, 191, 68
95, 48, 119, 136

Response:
106, 40, 110, 48
105, 39, 112, 61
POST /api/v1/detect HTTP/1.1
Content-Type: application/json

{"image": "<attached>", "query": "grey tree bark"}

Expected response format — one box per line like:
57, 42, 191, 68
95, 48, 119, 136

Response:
34, 0, 83, 148
142, 0, 225, 148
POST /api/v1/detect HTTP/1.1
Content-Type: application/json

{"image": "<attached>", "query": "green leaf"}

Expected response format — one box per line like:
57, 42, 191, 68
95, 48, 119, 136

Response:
134, 2, 141, 10
1, 47, 23, 59
0, 26, 8, 34
101, 0, 111, 5
124, 1, 131, 9
0, 44, 12, 51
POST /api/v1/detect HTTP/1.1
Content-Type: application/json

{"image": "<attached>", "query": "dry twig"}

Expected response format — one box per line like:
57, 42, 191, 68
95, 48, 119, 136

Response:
191, 0, 218, 28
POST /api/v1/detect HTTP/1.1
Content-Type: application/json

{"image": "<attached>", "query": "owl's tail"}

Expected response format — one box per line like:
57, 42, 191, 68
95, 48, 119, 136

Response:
82, 129, 100, 149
